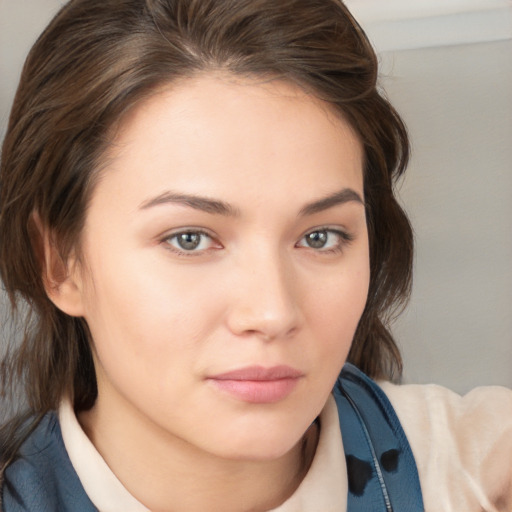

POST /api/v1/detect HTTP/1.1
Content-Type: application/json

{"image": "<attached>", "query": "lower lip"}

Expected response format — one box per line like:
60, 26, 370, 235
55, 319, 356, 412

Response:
208, 377, 300, 403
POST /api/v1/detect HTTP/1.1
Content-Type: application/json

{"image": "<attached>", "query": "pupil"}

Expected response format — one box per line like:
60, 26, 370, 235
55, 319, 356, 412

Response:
307, 231, 327, 248
178, 233, 201, 250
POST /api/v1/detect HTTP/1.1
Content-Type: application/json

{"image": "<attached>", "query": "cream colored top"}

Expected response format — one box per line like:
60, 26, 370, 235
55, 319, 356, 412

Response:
379, 381, 512, 512
59, 383, 512, 512
58, 395, 347, 512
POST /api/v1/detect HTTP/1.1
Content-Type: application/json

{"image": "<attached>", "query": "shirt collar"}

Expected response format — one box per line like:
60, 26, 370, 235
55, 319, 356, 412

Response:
59, 395, 347, 512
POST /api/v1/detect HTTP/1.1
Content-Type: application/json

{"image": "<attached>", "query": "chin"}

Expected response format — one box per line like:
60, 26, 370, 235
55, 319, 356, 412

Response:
202, 422, 308, 462
217, 443, 299, 463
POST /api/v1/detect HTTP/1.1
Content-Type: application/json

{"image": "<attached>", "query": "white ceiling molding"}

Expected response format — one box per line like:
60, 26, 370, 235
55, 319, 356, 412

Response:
345, 0, 512, 51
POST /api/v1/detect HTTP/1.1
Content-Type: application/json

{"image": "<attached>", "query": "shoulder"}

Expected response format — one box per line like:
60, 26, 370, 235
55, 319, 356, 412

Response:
2, 413, 96, 512
379, 380, 512, 511
334, 365, 424, 510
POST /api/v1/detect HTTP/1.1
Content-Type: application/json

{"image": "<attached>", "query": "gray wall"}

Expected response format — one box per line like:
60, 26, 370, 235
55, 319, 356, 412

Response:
0, 1, 66, 139
382, 41, 512, 392
1, 0, 511, 393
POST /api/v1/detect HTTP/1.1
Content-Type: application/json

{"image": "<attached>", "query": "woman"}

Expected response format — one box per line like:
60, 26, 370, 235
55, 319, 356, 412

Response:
0, 0, 510, 510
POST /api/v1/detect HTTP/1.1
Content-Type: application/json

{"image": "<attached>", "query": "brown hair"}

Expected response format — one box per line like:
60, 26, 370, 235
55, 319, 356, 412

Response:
0, 0, 412, 464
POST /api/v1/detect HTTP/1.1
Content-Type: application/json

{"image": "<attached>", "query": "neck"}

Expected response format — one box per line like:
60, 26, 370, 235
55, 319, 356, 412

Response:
78, 393, 319, 512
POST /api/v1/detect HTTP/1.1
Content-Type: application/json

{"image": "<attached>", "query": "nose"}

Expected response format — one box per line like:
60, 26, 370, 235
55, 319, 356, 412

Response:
225, 248, 302, 342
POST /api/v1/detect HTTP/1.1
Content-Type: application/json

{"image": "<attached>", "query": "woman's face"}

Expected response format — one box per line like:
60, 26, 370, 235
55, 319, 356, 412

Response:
70, 75, 369, 460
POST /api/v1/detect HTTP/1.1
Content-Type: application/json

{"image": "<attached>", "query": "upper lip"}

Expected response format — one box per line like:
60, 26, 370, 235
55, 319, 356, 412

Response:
209, 365, 303, 381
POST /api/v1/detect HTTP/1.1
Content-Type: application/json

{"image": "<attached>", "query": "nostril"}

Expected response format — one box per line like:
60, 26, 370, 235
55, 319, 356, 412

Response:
225, 302, 301, 341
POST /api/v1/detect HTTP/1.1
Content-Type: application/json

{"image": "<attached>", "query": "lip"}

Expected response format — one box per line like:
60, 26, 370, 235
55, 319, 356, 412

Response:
207, 365, 303, 403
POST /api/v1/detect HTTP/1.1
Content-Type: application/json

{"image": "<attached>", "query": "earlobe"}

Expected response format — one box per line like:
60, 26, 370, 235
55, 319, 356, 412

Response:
44, 250, 86, 318
32, 212, 86, 317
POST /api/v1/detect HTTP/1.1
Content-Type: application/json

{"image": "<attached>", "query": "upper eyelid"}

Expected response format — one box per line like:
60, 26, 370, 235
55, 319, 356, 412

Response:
159, 226, 353, 248
162, 228, 217, 245
161, 227, 216, 240
301, 226, 353, 239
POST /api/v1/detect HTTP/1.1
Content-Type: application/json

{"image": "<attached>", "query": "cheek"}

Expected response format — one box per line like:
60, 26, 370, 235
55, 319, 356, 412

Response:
79, 260, 210, 416
297, 256, 369, 372
308, 249, 370, 324
80, 248, 224, 374
318, 260, 369, 355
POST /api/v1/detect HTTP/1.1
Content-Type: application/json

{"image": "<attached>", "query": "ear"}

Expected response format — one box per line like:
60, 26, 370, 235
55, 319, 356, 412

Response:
32, 213, 86, 317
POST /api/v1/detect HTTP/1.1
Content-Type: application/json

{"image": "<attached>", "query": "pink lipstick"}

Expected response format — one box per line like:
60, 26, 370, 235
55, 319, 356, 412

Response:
207, 365, 303, 403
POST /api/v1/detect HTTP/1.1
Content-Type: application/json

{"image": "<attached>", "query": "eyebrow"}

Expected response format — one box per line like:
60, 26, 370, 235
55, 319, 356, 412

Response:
139, 187, 363, 217
298, 188, 364, 216
139, 191, 240, 216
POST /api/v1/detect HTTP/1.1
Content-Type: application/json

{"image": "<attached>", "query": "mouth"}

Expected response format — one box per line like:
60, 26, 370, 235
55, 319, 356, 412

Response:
206, 365, 304, 404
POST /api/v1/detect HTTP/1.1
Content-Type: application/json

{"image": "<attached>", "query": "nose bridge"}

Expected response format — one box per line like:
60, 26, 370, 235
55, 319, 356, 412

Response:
226, 242, 300, 340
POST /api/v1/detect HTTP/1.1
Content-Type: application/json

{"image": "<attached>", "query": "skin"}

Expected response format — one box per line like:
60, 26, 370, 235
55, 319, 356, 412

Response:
49, 74, 370, 511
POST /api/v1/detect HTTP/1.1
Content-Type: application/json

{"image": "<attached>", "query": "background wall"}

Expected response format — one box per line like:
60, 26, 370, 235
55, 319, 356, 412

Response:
381, 40, 512, 392
345, 0, 512, 392
1, 0, 511, 394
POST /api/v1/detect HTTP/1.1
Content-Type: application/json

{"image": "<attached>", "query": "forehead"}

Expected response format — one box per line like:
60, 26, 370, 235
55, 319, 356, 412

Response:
94, 74, 364, 213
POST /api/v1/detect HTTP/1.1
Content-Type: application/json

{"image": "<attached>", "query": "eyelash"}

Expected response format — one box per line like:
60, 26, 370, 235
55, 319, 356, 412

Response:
296, 228, 354, 254
162, 229, 219, 257
161, 227, 354, 256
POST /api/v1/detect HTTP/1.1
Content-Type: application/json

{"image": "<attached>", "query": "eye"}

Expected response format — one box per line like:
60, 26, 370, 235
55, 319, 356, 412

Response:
164, 230, 218, 254
297, 228, 352, 252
